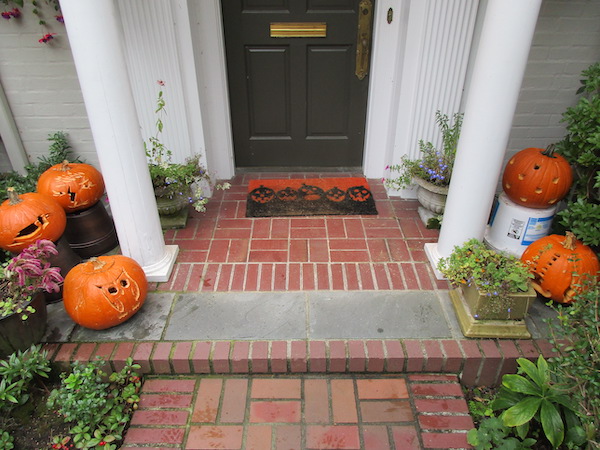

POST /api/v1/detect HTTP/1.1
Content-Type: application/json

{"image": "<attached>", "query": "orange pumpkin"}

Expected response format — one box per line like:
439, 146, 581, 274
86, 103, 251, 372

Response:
0, 188, 67, 252
502, 145, 573, 208
37, 160, 105, 212
521, 232, 599, 303
63, 255, 148, 330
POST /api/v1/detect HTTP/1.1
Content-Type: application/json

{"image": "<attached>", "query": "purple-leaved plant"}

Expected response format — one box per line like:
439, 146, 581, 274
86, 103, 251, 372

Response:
0, 239, 63, 320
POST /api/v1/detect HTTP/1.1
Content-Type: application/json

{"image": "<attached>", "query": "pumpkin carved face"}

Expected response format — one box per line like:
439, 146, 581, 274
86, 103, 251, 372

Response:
0, 188, 67, 252
325, 187, 346, 202
298, 184, 324, 201
63, 255, 148, 330
521, 232, 599, 303
502, 146, 573, 208
249, 185, 276, 204
277, 187, 298, 201
347, 185, 371, 202
37, 161, 105, 212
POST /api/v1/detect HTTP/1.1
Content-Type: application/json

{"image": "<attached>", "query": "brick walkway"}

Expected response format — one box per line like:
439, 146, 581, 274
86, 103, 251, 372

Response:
122, 374, 474, 449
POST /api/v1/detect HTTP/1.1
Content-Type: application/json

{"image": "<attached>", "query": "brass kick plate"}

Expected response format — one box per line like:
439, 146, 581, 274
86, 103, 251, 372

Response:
270, 22, 327, 38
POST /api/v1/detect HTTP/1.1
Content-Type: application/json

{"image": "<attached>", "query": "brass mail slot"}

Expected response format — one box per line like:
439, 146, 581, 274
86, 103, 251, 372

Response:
270, 22, 327, 38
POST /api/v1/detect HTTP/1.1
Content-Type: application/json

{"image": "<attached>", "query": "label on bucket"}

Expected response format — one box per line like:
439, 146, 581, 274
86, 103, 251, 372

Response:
522, 216, 553, 245
506, 218, 525, 240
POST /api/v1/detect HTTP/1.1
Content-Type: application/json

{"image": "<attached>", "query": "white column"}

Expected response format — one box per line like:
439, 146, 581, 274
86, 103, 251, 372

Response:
60, 0, 178, 282
425, 0, 542, 277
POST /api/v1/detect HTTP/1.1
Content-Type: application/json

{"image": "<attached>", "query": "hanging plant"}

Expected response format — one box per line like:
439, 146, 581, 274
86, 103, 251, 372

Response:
1, 0, 63, 43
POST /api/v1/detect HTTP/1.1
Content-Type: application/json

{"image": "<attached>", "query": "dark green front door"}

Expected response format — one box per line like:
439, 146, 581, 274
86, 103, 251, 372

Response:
222, 0, 373, 168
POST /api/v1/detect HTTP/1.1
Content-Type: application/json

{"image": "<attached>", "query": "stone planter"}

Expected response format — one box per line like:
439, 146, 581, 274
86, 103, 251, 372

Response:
155, 190, 191, 229
450, 284, 536, 338
413, 177, 449, 225
0, 292, 47, 358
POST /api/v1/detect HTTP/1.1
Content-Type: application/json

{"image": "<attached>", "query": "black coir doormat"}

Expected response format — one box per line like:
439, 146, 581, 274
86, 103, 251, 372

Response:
246, 177, 378, 217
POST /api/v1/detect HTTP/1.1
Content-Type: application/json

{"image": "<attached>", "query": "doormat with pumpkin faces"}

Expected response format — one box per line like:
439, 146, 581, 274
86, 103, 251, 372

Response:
246, 177, 378, 217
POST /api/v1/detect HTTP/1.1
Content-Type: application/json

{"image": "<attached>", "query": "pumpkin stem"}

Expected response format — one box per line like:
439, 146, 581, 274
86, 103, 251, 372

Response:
61, 160, 71, 171
562, 231, 577, 250
89, 257, 107, 270
541, 144, 556, 157
6, 187, 22, 205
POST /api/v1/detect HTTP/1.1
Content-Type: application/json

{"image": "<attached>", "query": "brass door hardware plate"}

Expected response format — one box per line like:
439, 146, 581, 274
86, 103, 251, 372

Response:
270, 22, 327, 38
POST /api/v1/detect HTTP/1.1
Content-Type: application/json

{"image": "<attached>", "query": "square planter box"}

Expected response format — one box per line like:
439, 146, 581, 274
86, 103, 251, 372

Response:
450, 284, 536, 339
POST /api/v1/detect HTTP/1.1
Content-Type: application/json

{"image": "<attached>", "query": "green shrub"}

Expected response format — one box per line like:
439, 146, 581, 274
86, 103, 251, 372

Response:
48, 357, 142, 450
0, 345, 51, 409
0, 131, 80, 199
554, 62, 600, 247
492, 355, 586, 448
546, 280, 600, 447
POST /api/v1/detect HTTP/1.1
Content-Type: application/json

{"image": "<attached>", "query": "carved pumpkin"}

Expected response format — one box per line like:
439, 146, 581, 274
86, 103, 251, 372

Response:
347, 185, 372, 202
63, 255, 148, 330
298, 184, 324, 201
502, 145, 573, 208
521, 232, 599, 303
249, 185, 276, 204
277, 187, 298, 201
0, 188, 67, 252
37, 160, 105, 212
325, 187, 346, 202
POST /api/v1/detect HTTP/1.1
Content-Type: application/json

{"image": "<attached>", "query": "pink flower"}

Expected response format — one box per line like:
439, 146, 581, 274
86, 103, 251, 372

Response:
55, 14, 64, 23
39, 33, 57, 43
157, 80, 165, 86
1, 11, 11, 19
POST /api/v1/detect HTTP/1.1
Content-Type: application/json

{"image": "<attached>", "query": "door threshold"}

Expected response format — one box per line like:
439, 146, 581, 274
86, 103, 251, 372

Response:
236, 166, 363, 174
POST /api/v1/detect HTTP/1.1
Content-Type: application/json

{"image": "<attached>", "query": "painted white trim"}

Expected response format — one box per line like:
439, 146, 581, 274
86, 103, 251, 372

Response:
0, 81, 28, 174
190, 0, 235, 180
363, 0, 409, 178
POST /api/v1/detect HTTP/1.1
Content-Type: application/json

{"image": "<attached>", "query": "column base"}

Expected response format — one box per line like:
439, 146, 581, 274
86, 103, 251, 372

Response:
143, 245, 179, 282
424, 242, 445, 280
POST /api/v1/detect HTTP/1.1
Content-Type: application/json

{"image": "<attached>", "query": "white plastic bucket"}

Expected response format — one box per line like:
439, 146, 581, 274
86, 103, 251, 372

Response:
484, 192, 557, 257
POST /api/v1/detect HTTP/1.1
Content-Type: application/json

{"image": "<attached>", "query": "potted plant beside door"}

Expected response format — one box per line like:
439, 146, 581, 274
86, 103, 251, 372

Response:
438, 238, 536, 338
145, 81, 229, 228
385, 110, 463, 227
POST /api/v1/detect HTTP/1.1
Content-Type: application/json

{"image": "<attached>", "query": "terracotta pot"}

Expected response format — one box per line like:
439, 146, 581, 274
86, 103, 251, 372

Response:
0, 291, 47, 358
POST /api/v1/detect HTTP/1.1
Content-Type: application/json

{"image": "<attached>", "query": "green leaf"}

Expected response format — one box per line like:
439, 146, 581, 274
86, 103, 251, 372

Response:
516, 358, 544, 388
502, 374, 542, 396
515, 422, 529, 440
540, 399, 564, 448
501, 397, 542, 427
492, 387, 523, 410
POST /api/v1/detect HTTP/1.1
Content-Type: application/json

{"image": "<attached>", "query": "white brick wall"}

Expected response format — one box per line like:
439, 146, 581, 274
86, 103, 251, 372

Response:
508, 0, 600, 155
0, 6, 97, 169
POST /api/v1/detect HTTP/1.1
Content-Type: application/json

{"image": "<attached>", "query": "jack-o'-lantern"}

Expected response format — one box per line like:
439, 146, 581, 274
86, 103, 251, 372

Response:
249, 185, 276, 204
277, 187, 298, 201
0, 188, 67, 252
502, 145, 573, 208
347, 185, 371, 202
63, 255, 148, 330
325, 187, 346, 202
298, 184, 324, 201
521, 232, 599, 304
37, 160, 105, 212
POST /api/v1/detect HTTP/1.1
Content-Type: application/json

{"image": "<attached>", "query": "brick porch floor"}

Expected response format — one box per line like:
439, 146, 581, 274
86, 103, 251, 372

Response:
157, 173, 449, 293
